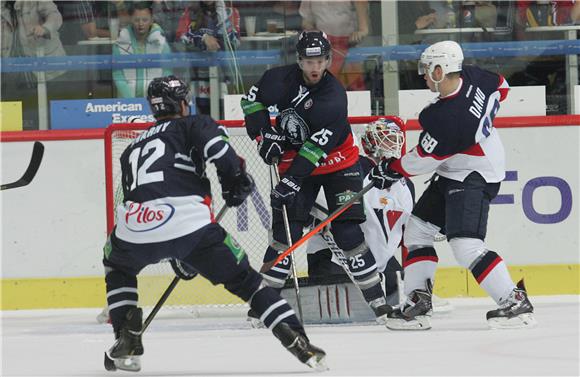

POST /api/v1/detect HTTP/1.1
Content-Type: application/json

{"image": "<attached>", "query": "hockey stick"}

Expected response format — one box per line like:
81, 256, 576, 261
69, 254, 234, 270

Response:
140, 205, 228, 335
1, 141, 44, 190
263, 182, 374, 271
271, 163, 304, 323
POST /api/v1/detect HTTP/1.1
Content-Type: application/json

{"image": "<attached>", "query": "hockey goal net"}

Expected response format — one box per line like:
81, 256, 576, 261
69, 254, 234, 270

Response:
104, 116, 401, 316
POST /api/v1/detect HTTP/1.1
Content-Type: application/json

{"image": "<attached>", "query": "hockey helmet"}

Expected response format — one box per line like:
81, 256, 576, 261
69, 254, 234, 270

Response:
361, 118, 405, 160
296, 30, 331, 60
418, 40, 464, 77
147, 75, 191, 117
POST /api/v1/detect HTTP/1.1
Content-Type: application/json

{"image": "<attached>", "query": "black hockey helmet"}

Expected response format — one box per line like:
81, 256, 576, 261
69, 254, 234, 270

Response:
296, 30, 331, 60
147, 75, 191, 117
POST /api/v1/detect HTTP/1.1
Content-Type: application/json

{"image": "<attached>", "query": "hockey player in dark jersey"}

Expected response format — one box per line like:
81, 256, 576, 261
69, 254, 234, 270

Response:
369, 41, 536, 330
241, 31, 392, 324
102, 75, 327, 372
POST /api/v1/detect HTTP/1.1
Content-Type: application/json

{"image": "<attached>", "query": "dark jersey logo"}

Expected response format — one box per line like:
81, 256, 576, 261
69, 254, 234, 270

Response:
278, 108, 310, 147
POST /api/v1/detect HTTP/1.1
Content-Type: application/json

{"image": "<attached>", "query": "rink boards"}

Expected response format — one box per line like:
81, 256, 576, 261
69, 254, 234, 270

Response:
1, 116, 578, 309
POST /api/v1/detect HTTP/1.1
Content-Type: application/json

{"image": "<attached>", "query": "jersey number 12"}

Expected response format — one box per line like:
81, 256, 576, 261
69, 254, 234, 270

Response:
126, 139, 165, 191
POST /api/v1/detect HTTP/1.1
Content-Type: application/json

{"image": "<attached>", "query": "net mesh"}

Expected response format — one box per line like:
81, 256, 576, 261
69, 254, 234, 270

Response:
105, 119, 381, 315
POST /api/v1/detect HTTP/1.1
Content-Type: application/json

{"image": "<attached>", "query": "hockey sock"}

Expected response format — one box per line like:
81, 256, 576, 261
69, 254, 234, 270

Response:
260, 244, 290, 289
343, 245, 383, 302
361, 283, 385, 303
105, 268, 138, 334
250, 286, 305, 336
470, 250, 515, 304
403, 247, 438, 296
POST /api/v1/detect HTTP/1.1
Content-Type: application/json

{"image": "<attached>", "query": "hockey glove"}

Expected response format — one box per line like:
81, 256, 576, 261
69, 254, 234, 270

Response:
369, 158, 403, 190
258, 127, 285, 165
271, 176, 301, 210
170, 259, 198, 280
221, 161, 255, 207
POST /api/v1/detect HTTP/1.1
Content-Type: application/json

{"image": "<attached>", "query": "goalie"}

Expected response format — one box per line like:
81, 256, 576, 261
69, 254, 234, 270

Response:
305, 118, 413, 308
303, 118, 452, 321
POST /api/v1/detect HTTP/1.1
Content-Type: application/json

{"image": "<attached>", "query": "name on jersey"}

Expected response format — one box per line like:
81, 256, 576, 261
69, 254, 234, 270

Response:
131, 121, 171, 146
124, 201, 175, 232
468, 87, 487, 119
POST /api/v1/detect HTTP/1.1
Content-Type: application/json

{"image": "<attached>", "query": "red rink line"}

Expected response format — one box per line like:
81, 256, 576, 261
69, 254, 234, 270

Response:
1, 115, 579, 142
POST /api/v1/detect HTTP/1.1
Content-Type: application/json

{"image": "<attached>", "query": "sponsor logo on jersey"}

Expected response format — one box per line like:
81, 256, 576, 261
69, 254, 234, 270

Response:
304, 98, 313, 109
335, 190, 360, 205
224, 234, 246, 264
380, 197, 389, 206
124, 202, 175, 232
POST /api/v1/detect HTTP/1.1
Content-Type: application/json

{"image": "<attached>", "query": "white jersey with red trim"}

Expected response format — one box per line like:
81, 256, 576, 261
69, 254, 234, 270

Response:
307, 156, 415, 273
390, 65, 510, 183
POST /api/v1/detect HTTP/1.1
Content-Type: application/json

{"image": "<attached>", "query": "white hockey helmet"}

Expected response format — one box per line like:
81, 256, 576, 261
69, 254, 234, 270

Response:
418, 40, 464, 77
361, 118, 405, 160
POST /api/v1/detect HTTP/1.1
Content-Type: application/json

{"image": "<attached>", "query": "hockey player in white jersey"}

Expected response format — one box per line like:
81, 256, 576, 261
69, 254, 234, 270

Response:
306, 118, 413, 306
368, 41, 536, 330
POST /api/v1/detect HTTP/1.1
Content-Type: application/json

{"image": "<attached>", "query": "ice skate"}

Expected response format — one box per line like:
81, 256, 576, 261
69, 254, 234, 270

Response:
487, 280, 537, 329
104, 308, 144, 372
273, 322, 328, 371
246, 308, 265, 329
369, 297, 393, 325
386, 280, 433, 330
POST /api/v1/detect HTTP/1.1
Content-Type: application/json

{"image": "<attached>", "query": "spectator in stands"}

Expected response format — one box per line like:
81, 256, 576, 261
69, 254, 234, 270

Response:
177, 0, 240, 52
177, 0, 241, 115
112, 1, 172, 98
55, 1, 110, 47
517, 0, 579, 27
152, 0, 188, 43
1, 1, 67, 130
299, 0, 369, 91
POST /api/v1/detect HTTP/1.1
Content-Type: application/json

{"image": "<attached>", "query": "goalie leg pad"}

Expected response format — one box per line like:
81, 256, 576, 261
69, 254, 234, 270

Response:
104, 261, 138, 334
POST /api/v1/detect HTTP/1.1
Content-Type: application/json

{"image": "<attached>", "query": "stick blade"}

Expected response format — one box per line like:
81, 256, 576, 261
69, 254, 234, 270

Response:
1, 141, 44, 190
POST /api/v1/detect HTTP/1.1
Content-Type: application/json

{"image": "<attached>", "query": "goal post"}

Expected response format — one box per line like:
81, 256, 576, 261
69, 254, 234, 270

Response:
103, 116, 405, 315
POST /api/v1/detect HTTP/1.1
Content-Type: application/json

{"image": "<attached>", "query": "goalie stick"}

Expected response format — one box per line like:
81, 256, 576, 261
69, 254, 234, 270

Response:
1, 141, 44, 190
262, 182, 374, 271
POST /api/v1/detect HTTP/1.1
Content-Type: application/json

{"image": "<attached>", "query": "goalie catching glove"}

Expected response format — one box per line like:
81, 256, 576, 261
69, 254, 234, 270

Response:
369, 158, 403, 190
220, 158, 255, 207
170, 259, 198, 280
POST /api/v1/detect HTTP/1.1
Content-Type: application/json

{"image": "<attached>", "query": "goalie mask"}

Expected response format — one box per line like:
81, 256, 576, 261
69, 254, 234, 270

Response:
147, 75, 192, 117
361, 118, 405, 160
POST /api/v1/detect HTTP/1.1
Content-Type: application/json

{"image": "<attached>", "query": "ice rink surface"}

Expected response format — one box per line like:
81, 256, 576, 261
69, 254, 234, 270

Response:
2, 295, 578, 376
